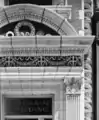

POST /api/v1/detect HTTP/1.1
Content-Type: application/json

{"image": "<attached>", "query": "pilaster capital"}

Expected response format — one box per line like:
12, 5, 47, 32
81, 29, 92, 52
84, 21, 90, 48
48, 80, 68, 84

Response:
64, 77, 83, 94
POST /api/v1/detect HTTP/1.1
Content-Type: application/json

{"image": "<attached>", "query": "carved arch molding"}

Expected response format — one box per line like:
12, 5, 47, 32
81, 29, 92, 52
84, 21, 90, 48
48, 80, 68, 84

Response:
0, 4, 78, 36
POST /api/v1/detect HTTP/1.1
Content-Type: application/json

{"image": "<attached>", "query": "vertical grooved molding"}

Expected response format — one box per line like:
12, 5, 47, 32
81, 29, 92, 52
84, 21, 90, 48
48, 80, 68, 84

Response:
66, 94, 80, 120
80, 71, 85, 120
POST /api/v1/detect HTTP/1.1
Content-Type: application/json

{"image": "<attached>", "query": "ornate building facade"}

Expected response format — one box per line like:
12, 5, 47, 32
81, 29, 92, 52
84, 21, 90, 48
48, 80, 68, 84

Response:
0, 0, 95, 120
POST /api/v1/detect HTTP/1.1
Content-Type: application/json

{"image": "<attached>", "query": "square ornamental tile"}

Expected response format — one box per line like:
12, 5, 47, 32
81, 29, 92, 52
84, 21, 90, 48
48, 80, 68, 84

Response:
42, 8, 64, 33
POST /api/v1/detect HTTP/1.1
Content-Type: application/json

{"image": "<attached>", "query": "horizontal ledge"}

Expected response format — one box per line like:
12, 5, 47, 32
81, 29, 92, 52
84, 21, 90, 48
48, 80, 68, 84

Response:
0, 72, 82, 75
0, 36, 94, 55
0, 75, 82, 80
0, 36, 94, 45
5, 115, 53, 119
1, 90, 57, 95
0, 67, 83, 74
66, 93, 81, 95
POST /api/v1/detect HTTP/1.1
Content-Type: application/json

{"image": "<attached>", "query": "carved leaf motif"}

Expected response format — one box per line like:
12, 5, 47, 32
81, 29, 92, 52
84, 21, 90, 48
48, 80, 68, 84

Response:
65, 77, 83, 94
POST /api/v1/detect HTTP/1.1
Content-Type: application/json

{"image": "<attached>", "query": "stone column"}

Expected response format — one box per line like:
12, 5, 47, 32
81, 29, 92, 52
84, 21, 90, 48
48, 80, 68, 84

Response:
64, 77, 83, 120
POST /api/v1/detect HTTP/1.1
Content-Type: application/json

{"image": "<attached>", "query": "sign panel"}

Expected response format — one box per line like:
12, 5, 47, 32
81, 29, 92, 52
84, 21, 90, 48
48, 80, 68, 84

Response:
5, 98, 52, 115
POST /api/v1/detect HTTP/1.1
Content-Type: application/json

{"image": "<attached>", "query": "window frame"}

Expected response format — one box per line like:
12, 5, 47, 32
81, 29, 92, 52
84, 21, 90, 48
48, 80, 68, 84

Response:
2, 94, 54, 120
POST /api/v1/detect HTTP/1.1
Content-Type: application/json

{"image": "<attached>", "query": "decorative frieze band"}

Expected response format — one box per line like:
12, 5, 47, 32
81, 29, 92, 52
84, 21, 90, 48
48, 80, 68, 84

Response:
0, 56, 82, 67
0, 47, 85, 56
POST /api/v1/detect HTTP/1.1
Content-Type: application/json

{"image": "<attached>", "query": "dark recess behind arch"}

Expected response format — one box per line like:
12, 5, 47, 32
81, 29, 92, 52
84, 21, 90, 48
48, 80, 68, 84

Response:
0, 20, 59, 36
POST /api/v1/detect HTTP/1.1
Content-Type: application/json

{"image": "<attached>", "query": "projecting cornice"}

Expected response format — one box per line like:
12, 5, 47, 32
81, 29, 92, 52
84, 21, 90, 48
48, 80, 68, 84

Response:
0, 36, 95, 56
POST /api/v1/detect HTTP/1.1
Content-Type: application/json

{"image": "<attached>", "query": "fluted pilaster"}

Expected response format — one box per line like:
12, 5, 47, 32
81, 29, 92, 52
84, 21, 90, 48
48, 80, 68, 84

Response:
64, 77, 83, 120
66, 94, 80, 120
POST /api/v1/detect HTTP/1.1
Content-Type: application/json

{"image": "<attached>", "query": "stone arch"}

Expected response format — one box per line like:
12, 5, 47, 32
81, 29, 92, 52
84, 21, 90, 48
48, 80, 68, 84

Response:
0, 4, 78, 36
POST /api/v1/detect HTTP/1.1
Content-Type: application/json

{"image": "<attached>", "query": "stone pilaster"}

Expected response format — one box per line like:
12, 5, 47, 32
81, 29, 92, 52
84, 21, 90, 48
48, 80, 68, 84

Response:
64, 77, 83, 120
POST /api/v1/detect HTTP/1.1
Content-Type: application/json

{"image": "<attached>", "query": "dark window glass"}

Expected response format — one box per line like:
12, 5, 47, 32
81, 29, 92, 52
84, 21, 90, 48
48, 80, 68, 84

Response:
45, 119, 52, 120
8, 0, 52, 5
5, 119, 38, 120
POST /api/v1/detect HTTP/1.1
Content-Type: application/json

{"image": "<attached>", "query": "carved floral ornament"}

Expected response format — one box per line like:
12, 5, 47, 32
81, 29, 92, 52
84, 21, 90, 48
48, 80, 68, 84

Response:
14, 21, 35, 36
64, 77, 83, 94
5, 20, 51, 36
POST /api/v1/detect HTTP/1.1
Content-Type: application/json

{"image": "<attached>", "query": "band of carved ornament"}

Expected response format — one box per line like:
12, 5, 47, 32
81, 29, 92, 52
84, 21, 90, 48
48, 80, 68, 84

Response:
84, 0, 93, 119
84, 48, 92, 120
0, 56, 82, 67
1, 47, 85, 55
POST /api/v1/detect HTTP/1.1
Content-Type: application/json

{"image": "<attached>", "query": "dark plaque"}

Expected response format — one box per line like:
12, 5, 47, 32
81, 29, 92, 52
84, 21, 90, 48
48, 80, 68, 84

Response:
5, 98, 52, 115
